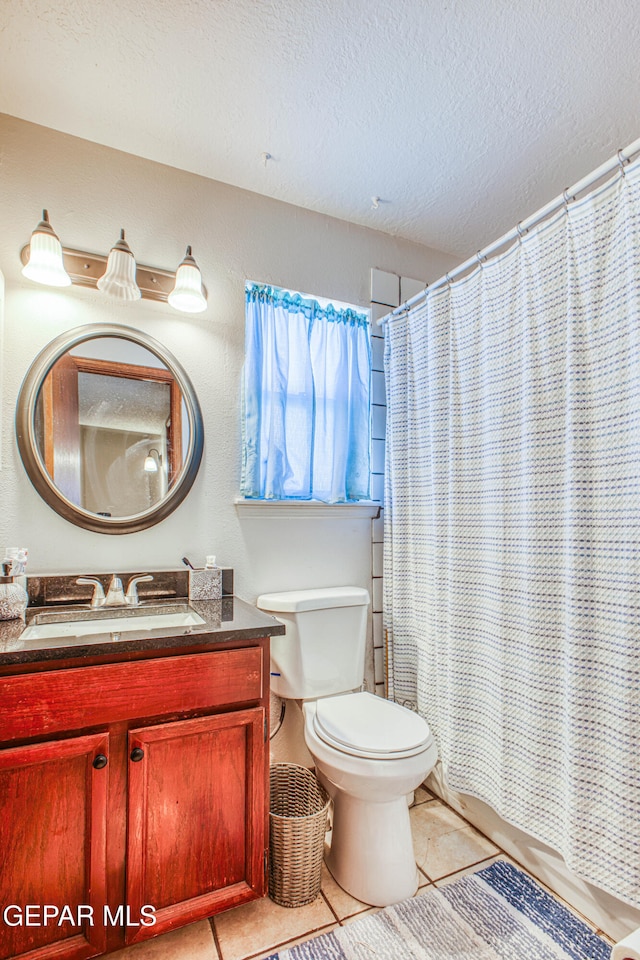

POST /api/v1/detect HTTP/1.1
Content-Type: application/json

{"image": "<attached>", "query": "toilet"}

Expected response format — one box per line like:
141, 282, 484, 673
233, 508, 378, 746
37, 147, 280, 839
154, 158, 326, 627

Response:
257, 586, 438, 907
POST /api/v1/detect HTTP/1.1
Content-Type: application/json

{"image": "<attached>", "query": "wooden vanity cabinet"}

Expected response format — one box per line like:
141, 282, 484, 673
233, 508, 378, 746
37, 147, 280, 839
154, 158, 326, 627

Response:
0, 640, 269, 960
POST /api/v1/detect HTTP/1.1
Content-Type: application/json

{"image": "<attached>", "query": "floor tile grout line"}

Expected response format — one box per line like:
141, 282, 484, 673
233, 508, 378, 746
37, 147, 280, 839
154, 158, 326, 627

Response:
416, 792, 514, 859
419, 851, 503, 885
319, 889, 342, 925
418, 853, 496, 884
337, 904, 377, 925
209, 916, 224, 960
238, 921, 338, 960
596, 928, 615, 945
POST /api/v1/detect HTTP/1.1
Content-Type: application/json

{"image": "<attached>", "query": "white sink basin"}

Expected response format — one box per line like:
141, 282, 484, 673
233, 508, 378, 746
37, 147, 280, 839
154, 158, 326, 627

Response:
21, 608, 206, 641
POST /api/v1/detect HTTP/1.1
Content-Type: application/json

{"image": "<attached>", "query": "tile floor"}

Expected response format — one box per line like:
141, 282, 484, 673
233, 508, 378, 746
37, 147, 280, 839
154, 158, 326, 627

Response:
109, 784, 614, 960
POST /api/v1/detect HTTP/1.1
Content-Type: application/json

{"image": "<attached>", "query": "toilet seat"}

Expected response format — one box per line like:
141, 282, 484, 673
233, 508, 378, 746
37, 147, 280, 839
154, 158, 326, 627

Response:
313, 691, 433, 760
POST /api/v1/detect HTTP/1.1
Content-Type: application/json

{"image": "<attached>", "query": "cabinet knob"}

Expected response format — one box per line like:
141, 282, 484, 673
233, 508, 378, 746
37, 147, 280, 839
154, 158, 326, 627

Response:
130, 747, 145, 762
93, 754, 108, 769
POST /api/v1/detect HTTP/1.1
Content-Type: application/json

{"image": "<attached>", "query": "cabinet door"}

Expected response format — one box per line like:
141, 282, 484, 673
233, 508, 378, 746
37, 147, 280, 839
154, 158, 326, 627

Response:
0, 733, 109, 960
126, 708, 266, 943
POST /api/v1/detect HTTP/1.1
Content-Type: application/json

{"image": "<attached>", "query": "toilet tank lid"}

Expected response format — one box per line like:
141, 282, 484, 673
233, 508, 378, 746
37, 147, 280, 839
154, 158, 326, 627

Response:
256, 586, 370, 613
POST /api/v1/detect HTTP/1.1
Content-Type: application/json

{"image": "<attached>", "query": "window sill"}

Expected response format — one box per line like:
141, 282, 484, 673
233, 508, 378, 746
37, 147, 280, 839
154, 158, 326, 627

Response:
234, 499, 380, 519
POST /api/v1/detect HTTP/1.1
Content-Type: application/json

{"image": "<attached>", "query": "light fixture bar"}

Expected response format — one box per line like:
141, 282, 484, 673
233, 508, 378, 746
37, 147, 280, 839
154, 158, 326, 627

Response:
19, 245, 207, 304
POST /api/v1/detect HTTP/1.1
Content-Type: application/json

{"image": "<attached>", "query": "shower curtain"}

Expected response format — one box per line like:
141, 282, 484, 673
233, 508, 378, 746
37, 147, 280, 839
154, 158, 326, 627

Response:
384, 159, 640, 908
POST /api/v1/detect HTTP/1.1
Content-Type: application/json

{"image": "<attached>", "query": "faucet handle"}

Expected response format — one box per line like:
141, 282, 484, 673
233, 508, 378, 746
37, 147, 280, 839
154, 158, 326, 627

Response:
126, 574, 153, 606
76, 577, 106, 608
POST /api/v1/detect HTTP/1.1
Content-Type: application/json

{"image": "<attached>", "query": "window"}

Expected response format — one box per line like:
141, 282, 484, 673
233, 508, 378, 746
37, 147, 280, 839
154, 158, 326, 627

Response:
241, 283, 371, 503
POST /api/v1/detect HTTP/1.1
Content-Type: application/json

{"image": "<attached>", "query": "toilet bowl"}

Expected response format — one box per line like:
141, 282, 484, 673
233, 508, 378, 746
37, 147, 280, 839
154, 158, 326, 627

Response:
303, 692, 437, 906
256, 586, 438, 907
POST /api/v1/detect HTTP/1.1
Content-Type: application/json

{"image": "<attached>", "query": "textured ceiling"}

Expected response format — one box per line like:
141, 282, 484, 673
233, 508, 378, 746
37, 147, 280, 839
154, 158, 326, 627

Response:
1, 0, 639, 258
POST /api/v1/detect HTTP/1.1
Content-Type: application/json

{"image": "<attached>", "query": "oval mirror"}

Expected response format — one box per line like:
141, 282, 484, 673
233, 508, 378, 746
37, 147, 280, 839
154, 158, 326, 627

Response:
15, 324, 204, 534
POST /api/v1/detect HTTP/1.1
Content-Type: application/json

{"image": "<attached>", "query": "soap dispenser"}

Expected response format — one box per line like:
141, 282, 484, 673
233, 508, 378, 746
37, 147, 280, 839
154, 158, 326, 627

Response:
0, 562, 28, 621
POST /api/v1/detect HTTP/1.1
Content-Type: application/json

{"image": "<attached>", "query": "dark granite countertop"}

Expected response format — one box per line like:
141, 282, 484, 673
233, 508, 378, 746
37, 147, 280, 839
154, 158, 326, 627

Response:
0, 596, 285, 668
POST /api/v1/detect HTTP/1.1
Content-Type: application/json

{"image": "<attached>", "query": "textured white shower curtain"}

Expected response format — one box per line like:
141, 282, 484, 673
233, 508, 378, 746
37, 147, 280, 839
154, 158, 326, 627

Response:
384, 159, 640, 908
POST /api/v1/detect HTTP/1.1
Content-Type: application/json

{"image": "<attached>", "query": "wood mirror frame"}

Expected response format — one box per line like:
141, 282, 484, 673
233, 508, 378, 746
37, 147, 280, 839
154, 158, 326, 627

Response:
15, 324, 204, 534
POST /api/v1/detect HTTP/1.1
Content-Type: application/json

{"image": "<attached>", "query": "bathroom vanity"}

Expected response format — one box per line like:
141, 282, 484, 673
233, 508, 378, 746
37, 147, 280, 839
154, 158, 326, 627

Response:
0, 580, 285, 960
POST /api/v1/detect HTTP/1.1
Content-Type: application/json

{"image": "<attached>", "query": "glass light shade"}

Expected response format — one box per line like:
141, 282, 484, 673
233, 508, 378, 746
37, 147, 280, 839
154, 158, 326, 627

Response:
97, 229, 141, 301
22, 210, 71, 287
168, 246, 207, 313
144, 450, 159, 473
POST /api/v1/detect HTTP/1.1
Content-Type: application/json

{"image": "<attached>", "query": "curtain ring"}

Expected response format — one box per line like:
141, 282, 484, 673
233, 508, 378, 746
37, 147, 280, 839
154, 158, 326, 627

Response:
476, 251, 485, 266
563, 188, 574, 210
446, 272, 452, 286
617, 148, 627, 176
516, 221, 526, 241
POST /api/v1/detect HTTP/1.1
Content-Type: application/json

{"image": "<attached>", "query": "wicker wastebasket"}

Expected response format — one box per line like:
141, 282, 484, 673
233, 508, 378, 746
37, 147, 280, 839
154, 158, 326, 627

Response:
269, 763, 330, 907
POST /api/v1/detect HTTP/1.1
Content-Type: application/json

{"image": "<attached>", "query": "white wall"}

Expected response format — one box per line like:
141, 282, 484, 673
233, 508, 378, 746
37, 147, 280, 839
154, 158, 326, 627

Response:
0, 114, 458, 606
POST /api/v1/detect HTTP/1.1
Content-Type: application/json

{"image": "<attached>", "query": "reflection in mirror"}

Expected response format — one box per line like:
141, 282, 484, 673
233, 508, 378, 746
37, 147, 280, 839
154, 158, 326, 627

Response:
34, 339, 189, 517
16, 325, 203, 534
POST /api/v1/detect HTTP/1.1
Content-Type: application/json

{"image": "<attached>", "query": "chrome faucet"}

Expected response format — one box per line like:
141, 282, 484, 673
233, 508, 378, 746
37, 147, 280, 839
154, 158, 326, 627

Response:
104, 576, 126, 606
76, 573, 154, 608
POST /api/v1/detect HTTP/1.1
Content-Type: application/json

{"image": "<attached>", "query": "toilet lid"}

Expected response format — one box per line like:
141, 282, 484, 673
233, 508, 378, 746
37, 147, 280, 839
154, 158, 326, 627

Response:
313, 692, 433, 759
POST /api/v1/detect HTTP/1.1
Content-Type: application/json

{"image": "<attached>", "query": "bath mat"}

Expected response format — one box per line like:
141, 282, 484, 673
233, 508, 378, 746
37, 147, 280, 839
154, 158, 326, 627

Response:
269, 860, 610, 960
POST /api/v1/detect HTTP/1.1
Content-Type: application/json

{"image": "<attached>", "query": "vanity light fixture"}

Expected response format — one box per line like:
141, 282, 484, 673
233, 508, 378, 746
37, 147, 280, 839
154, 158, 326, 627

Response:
21, 210, 71, 287
144, 449, 161, 473
168, 247, 207, 314
97, 229, 141, 301
20, 213, 208, 314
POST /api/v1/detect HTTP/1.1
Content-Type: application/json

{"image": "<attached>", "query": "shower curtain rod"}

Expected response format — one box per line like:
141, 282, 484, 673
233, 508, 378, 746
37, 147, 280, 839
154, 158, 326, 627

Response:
377, 135, 640, 326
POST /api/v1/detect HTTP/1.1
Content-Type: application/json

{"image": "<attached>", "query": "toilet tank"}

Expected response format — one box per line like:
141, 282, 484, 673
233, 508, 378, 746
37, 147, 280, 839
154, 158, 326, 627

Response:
256, 587, 370, 699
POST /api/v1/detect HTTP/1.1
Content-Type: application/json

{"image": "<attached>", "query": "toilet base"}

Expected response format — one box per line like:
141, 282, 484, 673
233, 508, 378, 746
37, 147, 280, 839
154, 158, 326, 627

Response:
324, 789, 419, 906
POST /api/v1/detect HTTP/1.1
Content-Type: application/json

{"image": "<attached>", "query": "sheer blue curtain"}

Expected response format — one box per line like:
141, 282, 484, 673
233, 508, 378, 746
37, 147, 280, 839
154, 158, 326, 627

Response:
241, 283, 371, 502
